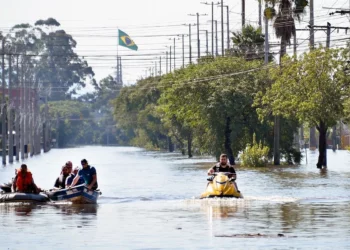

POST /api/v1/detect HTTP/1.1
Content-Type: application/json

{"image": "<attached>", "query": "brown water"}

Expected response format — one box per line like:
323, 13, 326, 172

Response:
1, 147, 350, 249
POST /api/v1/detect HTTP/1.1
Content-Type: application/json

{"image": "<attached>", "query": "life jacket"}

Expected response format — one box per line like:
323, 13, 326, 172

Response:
213, 163, 236, 174
57, 174, 68, 189
16, 169, 33, 192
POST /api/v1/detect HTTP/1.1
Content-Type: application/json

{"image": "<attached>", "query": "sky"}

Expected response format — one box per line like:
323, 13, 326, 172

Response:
1, 0, 349, 91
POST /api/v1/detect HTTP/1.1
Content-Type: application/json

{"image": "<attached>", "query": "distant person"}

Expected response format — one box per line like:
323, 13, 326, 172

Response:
71, 159, 98, 190
66, 166, 84, 188
12, 164, 40, 193
53, 165, 70, 189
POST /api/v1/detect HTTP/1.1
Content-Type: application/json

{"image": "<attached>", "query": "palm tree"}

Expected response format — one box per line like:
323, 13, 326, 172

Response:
229, 24, 266, 61
264, 0, 308, 165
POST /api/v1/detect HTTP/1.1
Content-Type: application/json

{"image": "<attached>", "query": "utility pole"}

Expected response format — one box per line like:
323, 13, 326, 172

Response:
2, 39, 6, 165
20, 56, 24, 159
264, 2, 269, 64
221, 0, 224, 55
226, 6, 230, 50
258, 0, 262, 29
205, 30, 209, 55
212, 2, 214, 55
197, 13, 200, 59
310, 0, 314, 49
215, 20, 218, 56
293, 35, 297, 57
326, 22, 331, 49
189, 13, 206, 59
182, 34, 185, 67
189, 24, 192, 63
218, 4, 230, 51
15, 55, 19, 160
200, 2, 215, 56
173, 38, 176, 70
166, 51, 168, 73
169, 46, 172, 72
155, 61, 157, 77
8, 53, 13, 163
200, 30, 209, 55
159, 57, 162, 76
309, 0, 316, 150
242, 0, 245, 29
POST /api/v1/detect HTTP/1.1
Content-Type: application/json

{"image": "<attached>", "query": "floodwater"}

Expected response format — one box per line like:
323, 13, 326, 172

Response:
0, 147, 350, 249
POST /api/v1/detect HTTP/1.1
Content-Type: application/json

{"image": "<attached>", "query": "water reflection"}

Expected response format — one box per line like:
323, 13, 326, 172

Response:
0, 203, 39, 217
52, 204, 98, 216
319, 168, 328, 178
280, 202, 303, 231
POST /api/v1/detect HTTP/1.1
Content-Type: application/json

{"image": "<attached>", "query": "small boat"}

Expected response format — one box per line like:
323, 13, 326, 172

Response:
0, 192, 49, 203
200, 172, 243, 199
0, 181, 49, 203
46, 184, 101, 204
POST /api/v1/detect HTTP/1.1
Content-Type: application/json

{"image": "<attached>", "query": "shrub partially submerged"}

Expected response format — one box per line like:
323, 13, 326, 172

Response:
241, 134, 269, 167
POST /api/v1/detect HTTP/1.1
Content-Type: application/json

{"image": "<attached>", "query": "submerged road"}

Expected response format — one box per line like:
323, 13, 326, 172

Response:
0, 146, 350, 249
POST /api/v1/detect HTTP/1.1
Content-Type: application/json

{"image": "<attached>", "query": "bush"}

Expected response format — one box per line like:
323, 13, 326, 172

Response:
241, 133, 270, 167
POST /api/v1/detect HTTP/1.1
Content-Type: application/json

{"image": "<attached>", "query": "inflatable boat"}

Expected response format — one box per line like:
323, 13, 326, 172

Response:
0, 181, 49, 203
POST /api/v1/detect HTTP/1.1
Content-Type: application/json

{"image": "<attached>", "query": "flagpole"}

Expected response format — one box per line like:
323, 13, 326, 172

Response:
117, 27, 119, 58
117, 28, 119, 82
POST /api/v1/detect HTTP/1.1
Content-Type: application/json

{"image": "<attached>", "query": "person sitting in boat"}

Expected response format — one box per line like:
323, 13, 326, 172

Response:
71, 159, 98, 190
65, 161, 73, 174
12, 164, 40, 194
65, 166, 84, 188
53, 165, 70, 190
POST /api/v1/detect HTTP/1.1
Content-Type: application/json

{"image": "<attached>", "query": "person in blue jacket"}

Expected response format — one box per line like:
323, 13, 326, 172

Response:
71, 159, 98, 190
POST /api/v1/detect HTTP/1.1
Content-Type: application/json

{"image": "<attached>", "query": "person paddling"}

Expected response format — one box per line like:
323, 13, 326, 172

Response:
71, 159, 98, 190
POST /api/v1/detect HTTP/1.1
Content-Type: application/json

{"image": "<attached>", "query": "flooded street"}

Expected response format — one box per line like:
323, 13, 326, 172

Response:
1, 146, 350, 249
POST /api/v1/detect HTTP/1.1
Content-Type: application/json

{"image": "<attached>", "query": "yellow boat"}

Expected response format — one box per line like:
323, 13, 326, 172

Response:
200, 172, 243, 199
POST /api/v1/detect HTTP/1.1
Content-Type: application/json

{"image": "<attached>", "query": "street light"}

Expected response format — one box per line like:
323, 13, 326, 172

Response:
188, 13, 208, 59
177, 34, 189, 68
165, 45, 172, 72
217, 4, 230, 51
182, 23, 196, 64
169, 37, 180, 70
201, 2, 215, 56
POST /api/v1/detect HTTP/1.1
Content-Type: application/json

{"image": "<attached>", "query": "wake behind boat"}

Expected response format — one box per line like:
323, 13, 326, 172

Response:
200, 172, 243, 199
46, 184, 101, 204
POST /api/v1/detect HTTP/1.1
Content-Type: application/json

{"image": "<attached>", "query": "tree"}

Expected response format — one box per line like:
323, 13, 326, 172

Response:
228, 24, 265, 61
264, 0, 308, 165
257, 47, 350, 168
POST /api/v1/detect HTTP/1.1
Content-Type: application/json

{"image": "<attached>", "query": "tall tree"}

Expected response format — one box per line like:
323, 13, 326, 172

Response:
264, 0, 308, 165
257, 47, 350, 168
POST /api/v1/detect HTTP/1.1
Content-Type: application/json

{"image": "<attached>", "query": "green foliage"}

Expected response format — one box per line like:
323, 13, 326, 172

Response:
240, 133, 270, 167
113, 76, 168, 149
228, 25, 265, 61
6, 18, 96, 101
47, 100, 94, 147
256, 47, 350, 129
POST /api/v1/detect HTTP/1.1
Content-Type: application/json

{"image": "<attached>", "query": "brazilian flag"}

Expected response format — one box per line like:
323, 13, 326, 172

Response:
118, 29, 138, 51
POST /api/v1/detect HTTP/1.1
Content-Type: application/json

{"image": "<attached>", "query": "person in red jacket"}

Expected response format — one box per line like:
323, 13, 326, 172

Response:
12, 164, 40, 193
